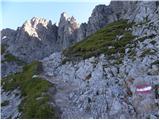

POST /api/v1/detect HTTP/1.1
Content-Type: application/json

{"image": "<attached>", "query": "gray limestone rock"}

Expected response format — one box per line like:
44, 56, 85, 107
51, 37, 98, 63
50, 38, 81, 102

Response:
1, 17, 58, 63
57, 12, 79, 49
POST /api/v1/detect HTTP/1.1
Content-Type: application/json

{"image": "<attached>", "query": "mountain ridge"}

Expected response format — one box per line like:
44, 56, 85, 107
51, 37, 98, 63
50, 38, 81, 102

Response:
1, 0, 159, 119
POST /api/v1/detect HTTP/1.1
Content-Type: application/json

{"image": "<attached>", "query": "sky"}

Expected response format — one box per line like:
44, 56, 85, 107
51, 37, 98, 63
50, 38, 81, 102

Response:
1, 0, 111, 30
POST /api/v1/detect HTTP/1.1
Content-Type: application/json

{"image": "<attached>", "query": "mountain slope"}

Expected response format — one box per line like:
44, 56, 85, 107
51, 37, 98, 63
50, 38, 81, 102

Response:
1, 0, 159, 119
1, 1, 158, 63
42, 15, 158, 119
63, 20, 134, 61
1, 61, 59, 118
41, 1, 158, 118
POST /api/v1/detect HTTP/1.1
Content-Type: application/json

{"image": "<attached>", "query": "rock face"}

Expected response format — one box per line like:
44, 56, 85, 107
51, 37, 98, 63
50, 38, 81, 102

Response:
76, 23, 87, 42
42, 25, 159, 118
1, 28, 17, 46
8, 17, 58, 62
57, 12, 79, 49
1, 14, 79, 62
1, 17, 58, 77
1, 88, 22, 119
85, 4, 116, 37
77, 1, 159, 41
40, 1, 159, 119
42, 48, 158, 118
1, 61, 23, 78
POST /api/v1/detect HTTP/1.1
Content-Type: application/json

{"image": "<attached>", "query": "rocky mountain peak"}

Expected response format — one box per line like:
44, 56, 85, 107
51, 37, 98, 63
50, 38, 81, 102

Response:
23, 17, 52, 28
58, 12, 79, 49
59, 12, 79, 27
1, 17, 58, 63
60, 12, 69, 22
84, 3, 115, 37
92, 4, 107, 15
22, 17, 52, 37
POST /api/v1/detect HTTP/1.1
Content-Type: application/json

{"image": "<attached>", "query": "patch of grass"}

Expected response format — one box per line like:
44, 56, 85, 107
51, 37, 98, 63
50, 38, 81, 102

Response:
2, 61, 58, 119
140, 49, 155, 57
2, 53, 25, 65
4, 53, 18, 62
1, 100, 9, 106
63, 20, 135, 61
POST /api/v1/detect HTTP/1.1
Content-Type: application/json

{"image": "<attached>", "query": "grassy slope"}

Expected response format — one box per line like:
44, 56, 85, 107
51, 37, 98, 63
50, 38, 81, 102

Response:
63, 20, 135, 62
2, 61, 58, 119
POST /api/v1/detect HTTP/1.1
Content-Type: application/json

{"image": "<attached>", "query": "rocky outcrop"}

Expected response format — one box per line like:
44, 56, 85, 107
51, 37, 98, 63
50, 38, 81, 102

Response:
15, 17, 58, 62
1, 61, 23, 78
42, 48, 158, 119
1, 14, 80, 63
1, 17, 59, 77
42, 24, 159, 118
76, 23, 87, 42
1, 17, 58, 62
57, 12, 79, 49
85, 4, 116, 37
40, 1, 159, 118
1, 28, 17, 46
77, 1, 159, 41
1, 88, 22, 119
